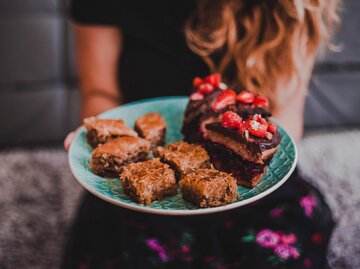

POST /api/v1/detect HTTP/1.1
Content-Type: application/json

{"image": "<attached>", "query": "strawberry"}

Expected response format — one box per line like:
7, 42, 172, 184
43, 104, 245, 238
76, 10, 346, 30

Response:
247, 118, 268, 138
212, 90, 237, 112
198, 83, 214, 94
253, 96, 269, 109
204, 73, 221, 87
221, 111, 242, 129
190, 92, 204, 101
193, 77, 203, 88
236, 90, 255, 104
267, 123, 277, 134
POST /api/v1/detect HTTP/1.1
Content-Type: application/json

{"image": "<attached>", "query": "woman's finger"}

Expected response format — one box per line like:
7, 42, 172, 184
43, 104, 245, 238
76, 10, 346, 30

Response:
64, 131, 76, 151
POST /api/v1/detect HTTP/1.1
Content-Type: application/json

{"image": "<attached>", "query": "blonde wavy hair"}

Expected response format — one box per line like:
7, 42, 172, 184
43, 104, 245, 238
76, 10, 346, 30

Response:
185, 0, 341, 107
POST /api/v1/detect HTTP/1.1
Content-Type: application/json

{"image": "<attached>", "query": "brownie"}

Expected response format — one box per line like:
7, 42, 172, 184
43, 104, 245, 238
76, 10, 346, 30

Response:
91, 136, 150, 178
179, 169, 238, 208
153, 141, 211, 179
134, 113, 166, 148
84, 116, 138, 148
120, 158, 177, 205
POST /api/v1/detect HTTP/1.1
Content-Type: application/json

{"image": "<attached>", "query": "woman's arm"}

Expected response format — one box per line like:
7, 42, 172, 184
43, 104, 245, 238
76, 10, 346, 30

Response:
64, 24, 123, 150
75, 24, 123, 119
272, 56, 316, 143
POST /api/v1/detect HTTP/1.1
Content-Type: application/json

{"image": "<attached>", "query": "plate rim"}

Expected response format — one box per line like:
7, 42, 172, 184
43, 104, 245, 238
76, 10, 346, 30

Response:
68, 96, 298, 216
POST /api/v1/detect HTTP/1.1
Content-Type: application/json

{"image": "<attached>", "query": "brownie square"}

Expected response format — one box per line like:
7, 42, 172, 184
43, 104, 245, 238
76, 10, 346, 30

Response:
134, 113, 166, 148
120, 158, 177, 205
179, 169, 238, 208
84, 116, 138, 148
153, 141, 211, 179
91, 136, 150, 178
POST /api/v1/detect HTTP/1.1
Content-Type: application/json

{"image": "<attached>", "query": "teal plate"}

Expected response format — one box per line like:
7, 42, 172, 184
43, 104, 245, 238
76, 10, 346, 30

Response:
69, 96, 297, 215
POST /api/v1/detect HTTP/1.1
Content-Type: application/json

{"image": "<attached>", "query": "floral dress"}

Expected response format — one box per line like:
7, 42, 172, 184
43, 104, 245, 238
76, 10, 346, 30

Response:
62, 169, 335, 269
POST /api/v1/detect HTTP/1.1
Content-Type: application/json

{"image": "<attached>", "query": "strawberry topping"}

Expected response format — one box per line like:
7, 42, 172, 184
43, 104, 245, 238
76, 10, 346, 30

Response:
198, 83, 215, 94
267, 123, 277, 134
193, 77, 203, 88
236, 90, 255, 104
204, 73, 221, 87
253, 96, 269, 109
221, 111, 242, 129
212, 90, 237, 112
190, 92, 204, 101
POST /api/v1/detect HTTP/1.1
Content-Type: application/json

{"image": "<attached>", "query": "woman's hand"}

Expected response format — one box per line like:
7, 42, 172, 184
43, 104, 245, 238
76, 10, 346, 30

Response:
64, 127, 82, 151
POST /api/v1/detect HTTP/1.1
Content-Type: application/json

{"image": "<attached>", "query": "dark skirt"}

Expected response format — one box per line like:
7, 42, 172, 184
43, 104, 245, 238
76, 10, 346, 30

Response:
62, 169, 335, 269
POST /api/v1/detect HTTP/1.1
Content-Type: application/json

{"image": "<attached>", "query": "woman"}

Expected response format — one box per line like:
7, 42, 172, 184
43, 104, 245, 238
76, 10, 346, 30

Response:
63, 1, 340, 268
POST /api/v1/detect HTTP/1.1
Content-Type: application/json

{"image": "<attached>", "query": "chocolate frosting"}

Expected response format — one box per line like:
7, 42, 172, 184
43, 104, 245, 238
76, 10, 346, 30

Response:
205, 122, 281, 151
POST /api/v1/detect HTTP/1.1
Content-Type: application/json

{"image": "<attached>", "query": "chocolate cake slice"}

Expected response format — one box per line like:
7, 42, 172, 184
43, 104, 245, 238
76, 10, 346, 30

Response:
120, 158, 177, 205
153, 141, 211, 179
84, 116, 138, 148
91, 136, 150, 178
179, 168, 238, 208
134, 113, 166, 149
202, 113, 280, 187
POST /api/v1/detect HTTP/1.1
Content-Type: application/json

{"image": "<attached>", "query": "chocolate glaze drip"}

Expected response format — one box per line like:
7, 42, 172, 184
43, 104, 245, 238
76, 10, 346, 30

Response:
205, 122, 281, 152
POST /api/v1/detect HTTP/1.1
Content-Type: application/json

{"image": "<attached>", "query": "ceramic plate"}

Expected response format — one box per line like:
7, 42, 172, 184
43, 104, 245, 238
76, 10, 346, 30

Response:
68, 96, 297, 215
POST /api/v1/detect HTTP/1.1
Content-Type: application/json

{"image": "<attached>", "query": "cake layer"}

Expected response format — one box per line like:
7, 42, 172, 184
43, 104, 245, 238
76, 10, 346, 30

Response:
204, 122, 280, 164
204, 142, 270, 188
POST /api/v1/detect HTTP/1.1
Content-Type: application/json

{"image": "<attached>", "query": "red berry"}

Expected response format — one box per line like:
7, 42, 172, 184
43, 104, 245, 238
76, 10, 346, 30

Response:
204, 73, 221, 87
236, 90, 255, 104
190, 92, 204, 101
247, 119, 268, 137
253, 96, 269, 109
221, 111, 242, 129
193, 77, 203, 87
267, 123, 277, 134
198, 83, 214, 94
212, 90, 237, 112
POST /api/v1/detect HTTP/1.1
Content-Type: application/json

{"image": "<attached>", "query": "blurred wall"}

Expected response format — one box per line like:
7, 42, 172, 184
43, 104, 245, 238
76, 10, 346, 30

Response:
0, 0, 359, 146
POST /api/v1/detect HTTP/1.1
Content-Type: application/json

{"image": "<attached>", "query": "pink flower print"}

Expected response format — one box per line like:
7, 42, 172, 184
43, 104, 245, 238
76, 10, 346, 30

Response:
256, 229, 280, 248
274, 244, 293, 260
300, 194, 317, 217
146, 239, 169, 262
304, 258, 312, 268
269, 207, 283, 218
281, 233, 297, 245
181, 245, 190, 253
290, 247, 300, 259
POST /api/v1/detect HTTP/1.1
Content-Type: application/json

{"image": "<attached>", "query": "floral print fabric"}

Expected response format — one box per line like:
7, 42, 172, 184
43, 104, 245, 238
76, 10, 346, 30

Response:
62, 169, 334, 269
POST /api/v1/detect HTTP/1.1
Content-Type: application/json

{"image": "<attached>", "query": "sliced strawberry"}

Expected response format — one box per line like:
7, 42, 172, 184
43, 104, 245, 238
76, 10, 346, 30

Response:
212, 90, 237, 112
236, 90, 255, 104
248, 119, 268, 137
193, 77, 203, 88
238, 121, 248, 134
198, 83, 214, 94
267, 123, 277, 134
221, 111, 242, 129
204, 73, 221, 87
253, 96, 269, 109
190, 92, 204, 101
